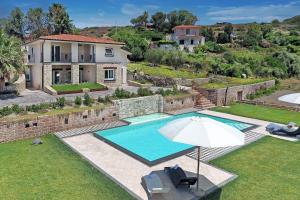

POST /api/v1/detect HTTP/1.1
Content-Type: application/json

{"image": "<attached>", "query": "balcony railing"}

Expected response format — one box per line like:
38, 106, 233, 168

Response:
51, 53, 72, 63
78, 54, 95, 63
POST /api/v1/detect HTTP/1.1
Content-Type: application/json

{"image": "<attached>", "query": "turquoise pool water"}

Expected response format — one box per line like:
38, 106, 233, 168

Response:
95, 112, 254, 165
124, 113, 171, 124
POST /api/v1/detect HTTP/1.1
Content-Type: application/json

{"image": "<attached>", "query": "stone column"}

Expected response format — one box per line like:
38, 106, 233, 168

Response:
43, 64, 52, 87
96, 64, 103, 83
71, 64, 79, 84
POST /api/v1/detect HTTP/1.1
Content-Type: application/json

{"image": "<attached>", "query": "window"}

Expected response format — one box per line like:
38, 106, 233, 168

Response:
186, 29, 190, 35
104, 69, 115, 80
179, 40, 184, 45
105, 48, 114, 57
191, 40, 194, 45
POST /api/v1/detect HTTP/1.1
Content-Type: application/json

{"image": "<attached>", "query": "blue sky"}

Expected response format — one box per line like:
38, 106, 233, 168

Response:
1, 0, 300, 27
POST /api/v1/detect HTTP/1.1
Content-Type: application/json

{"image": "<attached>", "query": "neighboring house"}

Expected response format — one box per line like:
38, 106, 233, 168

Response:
171, 25, 205, 52
23, 34, 130, 90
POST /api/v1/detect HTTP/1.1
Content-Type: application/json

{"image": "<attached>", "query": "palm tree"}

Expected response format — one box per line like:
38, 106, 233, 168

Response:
0, 30, 25, 91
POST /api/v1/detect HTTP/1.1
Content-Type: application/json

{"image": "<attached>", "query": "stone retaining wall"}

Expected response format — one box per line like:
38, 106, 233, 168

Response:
113, 95, 164, 119
0, 106, 118, 143
199, 80, 275, 106
0, 94, 197, 143
163, 94, 197, 112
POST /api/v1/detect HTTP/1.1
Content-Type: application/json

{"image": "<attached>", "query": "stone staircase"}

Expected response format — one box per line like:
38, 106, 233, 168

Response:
194, 95, 215, 110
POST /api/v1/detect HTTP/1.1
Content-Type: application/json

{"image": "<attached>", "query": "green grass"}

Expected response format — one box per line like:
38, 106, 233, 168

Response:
52, 82, 106, 92
0, 135, 134, 200
128, 62, 207, 79
211, 103, 300, 124
201, 77, 269, 89
209, 137, 300, 200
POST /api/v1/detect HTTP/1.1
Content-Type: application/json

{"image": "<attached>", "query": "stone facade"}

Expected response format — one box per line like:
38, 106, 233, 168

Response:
198, 80, 276, 106
163, 93, 197, 112
0, 106, 118, 143
43, 64, 52, 87
71, 64, 79, 84
113, 95, 164, 119
96, 63, 123, 87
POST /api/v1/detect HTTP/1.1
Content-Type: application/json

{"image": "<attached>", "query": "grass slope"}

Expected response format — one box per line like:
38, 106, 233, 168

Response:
0, 135, 133, 200
210, 137, 300, 200
212, 103, 300, 124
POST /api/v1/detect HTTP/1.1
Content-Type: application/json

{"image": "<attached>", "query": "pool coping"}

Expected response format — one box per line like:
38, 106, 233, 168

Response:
93, 111, 259, 167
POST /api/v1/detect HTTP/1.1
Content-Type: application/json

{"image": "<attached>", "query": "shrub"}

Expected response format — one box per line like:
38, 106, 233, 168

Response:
0, 106, 13, 117
75, 96, 82, 106
11, 104, 23, 114
246, 85, 279, 100
56, 97, 65, 108
137, 87, 153, 96
113, 88, 132, 99
145, 49, 165, 66
104, 95, 112, 103
83, 93, 93, 106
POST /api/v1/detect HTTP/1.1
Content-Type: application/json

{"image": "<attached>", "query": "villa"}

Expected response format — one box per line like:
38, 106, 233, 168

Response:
23, 34, 130, 90
171, 25, 205, 52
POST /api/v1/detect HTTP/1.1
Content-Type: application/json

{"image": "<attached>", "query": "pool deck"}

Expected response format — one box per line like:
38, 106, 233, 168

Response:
63, 133, 236, 200
59, 109, 299, 200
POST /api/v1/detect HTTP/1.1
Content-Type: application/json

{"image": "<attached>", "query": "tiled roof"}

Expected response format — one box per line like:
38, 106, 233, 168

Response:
173, 25, 200, 30
39, 34, 124, 45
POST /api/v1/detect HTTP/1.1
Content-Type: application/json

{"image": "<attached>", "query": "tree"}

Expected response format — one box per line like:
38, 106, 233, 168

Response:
239, 24, 262, 47
166, 10, 198, 32
261, 24, 272, 38
224, 24, 233, 36
201, 28, 214, 42
5, 7, 25, 39
0, 30, 25, 91
130, 11, 148, 27
151, 12, 167, 32
165, 50, 185, 70
26, 8, 48, 39
47, 3, 74, 34
217, 32, 229, 44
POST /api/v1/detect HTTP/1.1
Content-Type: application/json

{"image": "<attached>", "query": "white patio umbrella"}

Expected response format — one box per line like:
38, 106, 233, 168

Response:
278, 93, 300, 104
159, 117, 245, 190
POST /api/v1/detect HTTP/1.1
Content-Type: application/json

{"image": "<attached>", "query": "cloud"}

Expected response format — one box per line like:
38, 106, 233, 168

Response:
121, 3, 143, 16
145, 4, 160, 10
206, 1, 300, 22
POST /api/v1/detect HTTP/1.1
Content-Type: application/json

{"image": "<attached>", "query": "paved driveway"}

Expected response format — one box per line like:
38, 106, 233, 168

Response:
0, 85, 165, 107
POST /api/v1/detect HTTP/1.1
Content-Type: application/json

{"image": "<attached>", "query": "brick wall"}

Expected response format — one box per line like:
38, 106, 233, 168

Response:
0, 106, 118, 143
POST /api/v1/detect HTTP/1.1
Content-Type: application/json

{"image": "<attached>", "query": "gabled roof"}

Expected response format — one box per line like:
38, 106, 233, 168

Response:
28, 34, 124, 45
173, 25, 200, 30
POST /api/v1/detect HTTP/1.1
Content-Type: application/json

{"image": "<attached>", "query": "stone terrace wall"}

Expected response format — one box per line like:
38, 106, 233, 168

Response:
0, 106, 118, 143
113, 95, 164, 119
200, 80, 275, 106
163, 93, 197, 112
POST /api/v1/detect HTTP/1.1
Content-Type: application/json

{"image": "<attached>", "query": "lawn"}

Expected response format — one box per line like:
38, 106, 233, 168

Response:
211, 103, 300, 124
52, 82, 106, 93
200, 77, 269, 89
0, 135, 134, 200
128, 62, 207, 79
209, 136, 300, 200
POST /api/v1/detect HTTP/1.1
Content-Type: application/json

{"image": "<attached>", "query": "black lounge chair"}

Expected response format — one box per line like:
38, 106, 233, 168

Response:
164, 166, 197, 188
271, 127, 300, 137
266, 123, 300, 137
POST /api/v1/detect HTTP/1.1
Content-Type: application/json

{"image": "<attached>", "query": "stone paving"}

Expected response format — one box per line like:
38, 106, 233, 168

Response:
0, 85, 166, 107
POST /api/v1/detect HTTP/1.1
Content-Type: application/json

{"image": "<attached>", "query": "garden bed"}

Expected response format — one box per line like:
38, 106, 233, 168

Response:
52, 83, 107, 94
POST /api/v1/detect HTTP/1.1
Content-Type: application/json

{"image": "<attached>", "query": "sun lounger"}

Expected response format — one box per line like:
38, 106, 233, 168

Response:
266, 123, 300, 136
164, 166, 197, 188
142, 172, 170, 196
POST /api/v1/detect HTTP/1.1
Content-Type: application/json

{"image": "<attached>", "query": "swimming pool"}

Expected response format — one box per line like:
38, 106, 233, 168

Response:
94, 112, 256, 166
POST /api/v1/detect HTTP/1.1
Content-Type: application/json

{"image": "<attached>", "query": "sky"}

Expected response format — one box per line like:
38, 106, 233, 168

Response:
0, 0, 300, 28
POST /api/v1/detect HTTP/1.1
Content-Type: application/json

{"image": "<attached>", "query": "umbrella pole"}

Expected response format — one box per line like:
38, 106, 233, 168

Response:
197, 146, 200, 190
